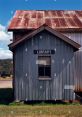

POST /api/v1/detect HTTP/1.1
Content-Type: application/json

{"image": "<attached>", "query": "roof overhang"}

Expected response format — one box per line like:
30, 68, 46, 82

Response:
8, 27, 82, 33
9, 24, 81, 51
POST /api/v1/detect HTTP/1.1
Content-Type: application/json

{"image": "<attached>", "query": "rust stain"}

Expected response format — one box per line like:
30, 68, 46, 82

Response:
8, 10, 82, 31
66, 18, 77, 27
37, 12, 44, 18
51, 11, 58, 17
52, 18, 60, 27
45, 11, 51, 17
57, 10, 63, 17
73, 15, 82, 27
58, 18, 67, 27
37, 19, 44, 27
76, 11, 82, 17
75, 89, 82, 92
45, 18, 52, 27
31, 11, 37, 18
75, 85, 82, 92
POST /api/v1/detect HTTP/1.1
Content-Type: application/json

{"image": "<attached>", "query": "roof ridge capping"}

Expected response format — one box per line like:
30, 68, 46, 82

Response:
9, 24, 81, 51
15, 10, 82, 11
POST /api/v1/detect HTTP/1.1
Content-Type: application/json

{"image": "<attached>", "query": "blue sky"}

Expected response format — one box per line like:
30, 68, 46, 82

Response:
0, 0, 82, 59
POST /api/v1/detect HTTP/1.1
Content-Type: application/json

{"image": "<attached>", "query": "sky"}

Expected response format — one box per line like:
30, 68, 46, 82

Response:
0, 0, 82, 59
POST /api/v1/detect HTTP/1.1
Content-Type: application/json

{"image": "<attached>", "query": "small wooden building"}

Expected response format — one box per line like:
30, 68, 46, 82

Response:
8, 10, 82, 101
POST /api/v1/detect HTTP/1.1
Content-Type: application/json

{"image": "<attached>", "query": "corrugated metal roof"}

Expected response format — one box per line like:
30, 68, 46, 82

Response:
8, 10, 82, 31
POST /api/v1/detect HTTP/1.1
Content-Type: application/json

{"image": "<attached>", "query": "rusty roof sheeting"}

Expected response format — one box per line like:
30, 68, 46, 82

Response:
8, 10, 82, 31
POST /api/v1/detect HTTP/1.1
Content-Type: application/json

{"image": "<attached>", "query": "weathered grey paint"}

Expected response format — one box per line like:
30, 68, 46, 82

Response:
63, 33, 82, 93
14, 30, 81, 101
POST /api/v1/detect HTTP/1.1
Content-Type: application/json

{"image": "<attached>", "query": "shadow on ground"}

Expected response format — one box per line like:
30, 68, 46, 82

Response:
0, 88, 82, 105
0, 88, 13, 105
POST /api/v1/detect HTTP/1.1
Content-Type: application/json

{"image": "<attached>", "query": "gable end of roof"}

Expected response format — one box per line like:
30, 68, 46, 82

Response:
9, 24, 81, 51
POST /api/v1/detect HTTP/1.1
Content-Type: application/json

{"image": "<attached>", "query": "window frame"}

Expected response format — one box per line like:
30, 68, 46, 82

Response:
38, 56, 51, 80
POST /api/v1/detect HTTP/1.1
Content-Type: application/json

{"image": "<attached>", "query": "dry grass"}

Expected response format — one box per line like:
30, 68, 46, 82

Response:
0, 88, 82, 117
0, 105, 82, 117
0, 115, 65, 117
0, 77, 12, 80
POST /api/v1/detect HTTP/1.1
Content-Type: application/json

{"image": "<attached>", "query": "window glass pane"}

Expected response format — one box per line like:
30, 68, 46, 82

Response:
45, 66, 51, 77
38, 66, 44, 76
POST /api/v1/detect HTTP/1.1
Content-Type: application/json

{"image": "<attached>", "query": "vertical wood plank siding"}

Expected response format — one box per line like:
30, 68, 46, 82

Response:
63, 33, 82, 93
14, 31, 82, 101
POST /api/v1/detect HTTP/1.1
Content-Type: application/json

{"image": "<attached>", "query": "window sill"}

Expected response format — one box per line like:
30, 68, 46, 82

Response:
38, 77, 51, 80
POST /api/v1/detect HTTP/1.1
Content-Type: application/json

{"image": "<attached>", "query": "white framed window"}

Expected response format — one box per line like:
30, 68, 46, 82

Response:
38, 56, 51, 80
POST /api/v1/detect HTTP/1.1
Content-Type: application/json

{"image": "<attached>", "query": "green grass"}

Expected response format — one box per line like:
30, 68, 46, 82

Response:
0, 105, 82, 117
0, 88, 82, 117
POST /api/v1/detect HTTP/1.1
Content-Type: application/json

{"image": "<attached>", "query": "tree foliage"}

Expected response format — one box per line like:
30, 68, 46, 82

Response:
0, 59, 13, 77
